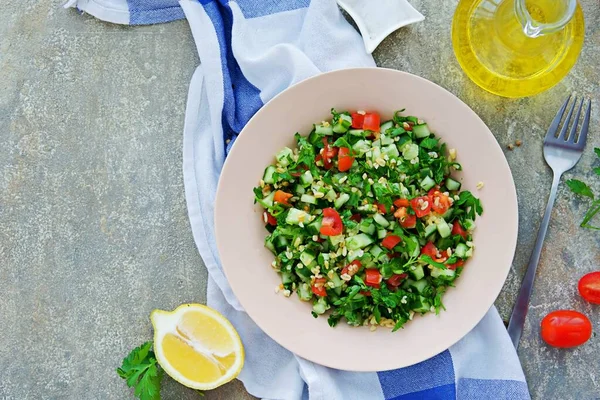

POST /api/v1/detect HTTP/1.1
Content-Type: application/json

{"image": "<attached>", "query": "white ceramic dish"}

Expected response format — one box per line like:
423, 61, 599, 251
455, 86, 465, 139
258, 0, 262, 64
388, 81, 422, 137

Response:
215, 68, 518, 371
337, 0, 424, 53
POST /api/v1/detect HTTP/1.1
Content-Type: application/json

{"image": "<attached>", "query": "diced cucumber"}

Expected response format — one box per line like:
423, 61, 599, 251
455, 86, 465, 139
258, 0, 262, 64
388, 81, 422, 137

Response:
409, 265, 425, 281
329, 234, 345, 247
286, 208, 309, 225
312, 297, 329, 314
300, 251, 316, 266
346, 233, 374, 250
420, 176, 436, 191
455, 243, 468, 258
371, 147, 382, 162
258, 191, 276, 208
348, 129, 365, 137
273, 235, 288, 251
294, 184, 305, 195
300, 170, 313, 185
412, 296, 431, 313
445, 177, 461, 191
281, 271, 295, 284
297, 283, 313, 301
306, 218, 322, 235
413, 123, 431, 139
352, 140, 371, 155
436, 218, 451, 238
377, 229, 387, 239
296, 266, 312, 282
276, 147, 293, 167
402, 143, 419, 160
263, 165, 277, 184
463, 219, 476, 231
431, 267, 456, 279
379, 254, 390, 264
397, 134, 411, 148
300, 194, 316, 205
382, 144, 400, 158
333, 173, 345, 183
330, 273, 344, 288
369, 244, 384, 258
265, 237, 275, 253
405, 278, 429, 294
325, 188, 337, 202
333, 114, 352, 133
380, 120, 394, 134
334, 193, 350, 209
315, 124, 333, 135
380, 134, 393, 146
372, 139, 381, 148
359, 220, 376, 235
442, 208, 453, 221
373, 213, 390, 227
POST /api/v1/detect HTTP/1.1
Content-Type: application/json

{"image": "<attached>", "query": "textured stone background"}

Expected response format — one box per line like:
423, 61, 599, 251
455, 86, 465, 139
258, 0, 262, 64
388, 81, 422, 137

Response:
0, 1, 598, 399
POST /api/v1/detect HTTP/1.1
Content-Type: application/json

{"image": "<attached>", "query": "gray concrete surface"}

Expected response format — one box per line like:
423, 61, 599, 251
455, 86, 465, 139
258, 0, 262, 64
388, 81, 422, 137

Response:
0, 0, 598, 399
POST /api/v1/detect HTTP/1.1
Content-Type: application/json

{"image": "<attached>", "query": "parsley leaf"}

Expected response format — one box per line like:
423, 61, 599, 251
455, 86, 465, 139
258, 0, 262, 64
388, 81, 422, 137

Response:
117, 342, 163, 400
567, 179, 594, 199
595, 147, 600, 158
419, 255, 447, 269
594, 167, 600, 176
419, 138, 439, 150
455, 191, 483, 219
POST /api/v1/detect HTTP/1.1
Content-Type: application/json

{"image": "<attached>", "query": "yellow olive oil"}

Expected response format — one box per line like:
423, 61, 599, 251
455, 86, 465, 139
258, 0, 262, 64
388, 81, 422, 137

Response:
452, 0, 584, 98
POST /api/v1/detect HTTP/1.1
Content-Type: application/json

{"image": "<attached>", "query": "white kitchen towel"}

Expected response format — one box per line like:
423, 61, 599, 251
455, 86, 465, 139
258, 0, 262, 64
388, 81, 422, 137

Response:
66, 0, 531, 398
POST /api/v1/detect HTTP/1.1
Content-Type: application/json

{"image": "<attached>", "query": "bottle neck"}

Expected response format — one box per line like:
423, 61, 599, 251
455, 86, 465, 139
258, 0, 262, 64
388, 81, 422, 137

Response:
514, 0, 577, 38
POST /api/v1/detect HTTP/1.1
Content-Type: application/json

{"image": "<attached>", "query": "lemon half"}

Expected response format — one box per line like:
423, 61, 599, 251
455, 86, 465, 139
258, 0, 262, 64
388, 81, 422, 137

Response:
151, 304, 244, 390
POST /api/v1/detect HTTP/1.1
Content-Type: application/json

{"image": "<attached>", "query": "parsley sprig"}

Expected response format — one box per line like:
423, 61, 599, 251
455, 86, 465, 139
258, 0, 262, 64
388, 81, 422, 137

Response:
117, 341, 205, 399
567, 148, 600, 230
117, 342, 163, 400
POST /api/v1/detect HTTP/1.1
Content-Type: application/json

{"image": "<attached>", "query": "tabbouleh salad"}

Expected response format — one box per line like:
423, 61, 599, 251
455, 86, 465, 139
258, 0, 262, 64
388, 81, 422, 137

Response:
253, 109, 482, 331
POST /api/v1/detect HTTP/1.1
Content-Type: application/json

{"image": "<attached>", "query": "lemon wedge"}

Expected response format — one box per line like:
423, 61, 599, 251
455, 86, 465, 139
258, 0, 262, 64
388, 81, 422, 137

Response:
150, 304, 244, 390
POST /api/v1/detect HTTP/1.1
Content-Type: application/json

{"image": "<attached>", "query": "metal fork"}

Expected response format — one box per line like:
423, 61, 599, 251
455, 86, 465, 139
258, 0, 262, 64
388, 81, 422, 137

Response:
507, 96, 592, 349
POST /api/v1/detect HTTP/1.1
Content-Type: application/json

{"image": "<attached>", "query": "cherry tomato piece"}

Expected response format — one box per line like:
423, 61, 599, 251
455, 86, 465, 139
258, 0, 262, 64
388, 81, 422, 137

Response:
400, 214, 417, 229
363, 112, 381, 132
431, 194, 451, 215
451, 222, 468, 239
410, 196, 432, 218
341, 260, 362, 277
349, 213, 362, 222
447, 259, 464, 270
381, 234, 402, 250
578, 271, 600, 304
540, 310, 592, 348
351, 112, 364, 129
274, 190, 293, 205
311, 278, 327, 297
393, 198, 410, 208
387, 273, 408, 287
264, 211, 277, 226
320, 138, 338, 170
421, 242, 438, 258
337, 147, 355, 172
365, 269, 382, 288
320, 207, 344, 236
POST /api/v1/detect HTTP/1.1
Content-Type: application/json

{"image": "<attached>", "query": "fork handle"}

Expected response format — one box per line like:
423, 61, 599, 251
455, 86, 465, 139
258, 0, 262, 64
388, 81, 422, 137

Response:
507, 171, 562, 349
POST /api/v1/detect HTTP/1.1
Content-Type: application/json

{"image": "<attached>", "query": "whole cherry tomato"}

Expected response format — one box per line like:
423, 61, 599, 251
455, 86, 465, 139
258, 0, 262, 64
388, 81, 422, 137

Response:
540, 310, 592, 348
578, 271, 600, 304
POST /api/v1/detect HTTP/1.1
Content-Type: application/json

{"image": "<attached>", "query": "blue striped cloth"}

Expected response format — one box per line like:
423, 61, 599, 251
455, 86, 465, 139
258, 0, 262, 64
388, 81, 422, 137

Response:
66, 1, 531, 399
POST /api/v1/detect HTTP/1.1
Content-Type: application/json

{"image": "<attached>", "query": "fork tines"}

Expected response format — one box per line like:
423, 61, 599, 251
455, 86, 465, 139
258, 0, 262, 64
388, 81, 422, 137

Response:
544, 95, 592, 149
